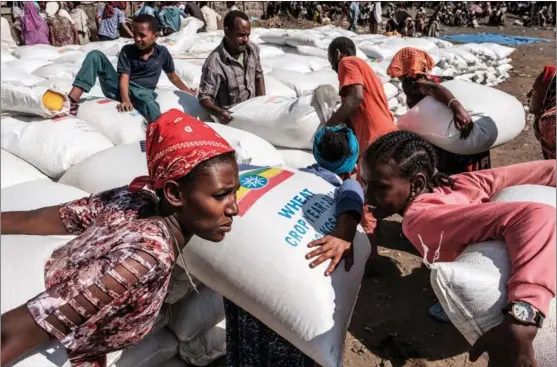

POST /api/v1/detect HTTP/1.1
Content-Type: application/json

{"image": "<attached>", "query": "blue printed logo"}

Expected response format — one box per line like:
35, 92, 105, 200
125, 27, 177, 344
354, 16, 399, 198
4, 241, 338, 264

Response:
240, 175, 268, 189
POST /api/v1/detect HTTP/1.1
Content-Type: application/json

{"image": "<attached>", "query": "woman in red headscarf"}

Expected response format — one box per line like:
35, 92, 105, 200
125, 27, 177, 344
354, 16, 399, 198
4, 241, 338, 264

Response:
387, 47, 491, 176
530, 65, 556, 159
0, 109, 240, 367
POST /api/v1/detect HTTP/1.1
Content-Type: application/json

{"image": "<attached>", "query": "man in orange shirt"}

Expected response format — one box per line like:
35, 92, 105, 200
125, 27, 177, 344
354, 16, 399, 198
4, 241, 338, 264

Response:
326, 36, 398, 254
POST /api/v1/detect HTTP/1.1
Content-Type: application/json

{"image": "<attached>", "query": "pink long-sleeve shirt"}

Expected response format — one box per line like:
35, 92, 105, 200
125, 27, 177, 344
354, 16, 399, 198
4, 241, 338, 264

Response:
403, 160, 556, 316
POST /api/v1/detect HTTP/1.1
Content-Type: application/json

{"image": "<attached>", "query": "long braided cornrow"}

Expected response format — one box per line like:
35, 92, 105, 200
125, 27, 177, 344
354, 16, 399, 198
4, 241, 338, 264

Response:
364, 130, 454, 189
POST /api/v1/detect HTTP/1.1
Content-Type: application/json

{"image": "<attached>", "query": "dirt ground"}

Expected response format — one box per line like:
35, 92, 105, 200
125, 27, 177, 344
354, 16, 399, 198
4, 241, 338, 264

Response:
209, 12, 556, 367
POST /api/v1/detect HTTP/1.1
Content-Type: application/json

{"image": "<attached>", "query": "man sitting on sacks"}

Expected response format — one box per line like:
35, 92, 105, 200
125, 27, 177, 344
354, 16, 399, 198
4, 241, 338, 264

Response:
66, 14, 197, 124
198, 10, 265, 124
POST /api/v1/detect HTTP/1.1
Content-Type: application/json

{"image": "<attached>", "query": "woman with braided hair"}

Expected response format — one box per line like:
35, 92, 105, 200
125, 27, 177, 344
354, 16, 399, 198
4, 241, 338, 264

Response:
387, 47, 492, 176
360, 130, 556, 367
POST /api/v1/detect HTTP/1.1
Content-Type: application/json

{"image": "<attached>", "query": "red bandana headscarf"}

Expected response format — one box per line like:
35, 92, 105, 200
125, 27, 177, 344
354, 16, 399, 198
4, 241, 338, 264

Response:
387, 47, 436, 78
129, 109, 235, 192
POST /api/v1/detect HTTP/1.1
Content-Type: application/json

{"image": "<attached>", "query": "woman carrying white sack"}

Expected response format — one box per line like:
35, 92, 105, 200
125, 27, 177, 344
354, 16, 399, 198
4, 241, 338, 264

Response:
225, 125, 366, 366
387, 47, 491, 176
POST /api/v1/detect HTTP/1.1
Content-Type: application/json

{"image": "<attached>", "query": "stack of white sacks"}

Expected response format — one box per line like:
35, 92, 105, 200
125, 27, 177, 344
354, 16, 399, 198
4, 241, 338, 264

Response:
1, 19, 534, 367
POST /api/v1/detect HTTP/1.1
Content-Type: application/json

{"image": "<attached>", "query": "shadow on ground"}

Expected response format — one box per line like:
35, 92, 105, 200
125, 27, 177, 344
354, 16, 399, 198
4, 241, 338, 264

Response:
347, 218, 472, 367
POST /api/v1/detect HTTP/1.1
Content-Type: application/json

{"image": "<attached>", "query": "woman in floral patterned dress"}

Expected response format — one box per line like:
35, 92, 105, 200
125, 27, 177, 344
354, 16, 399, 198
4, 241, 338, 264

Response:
0, 109, 240, 367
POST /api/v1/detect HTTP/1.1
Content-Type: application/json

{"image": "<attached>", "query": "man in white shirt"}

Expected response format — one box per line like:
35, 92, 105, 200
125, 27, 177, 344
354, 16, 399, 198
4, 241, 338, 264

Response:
200, 2, 222, 32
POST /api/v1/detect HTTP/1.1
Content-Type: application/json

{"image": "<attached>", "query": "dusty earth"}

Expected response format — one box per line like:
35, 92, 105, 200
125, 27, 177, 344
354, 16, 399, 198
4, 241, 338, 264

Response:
207, 11, 556, 367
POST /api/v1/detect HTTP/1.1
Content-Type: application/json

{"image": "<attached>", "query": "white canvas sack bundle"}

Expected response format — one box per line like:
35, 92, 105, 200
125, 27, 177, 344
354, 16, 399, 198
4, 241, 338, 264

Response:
76, 98, 147, 145
0, 69, 46, 86
264, 54, 330, 74
58, 142, 147, 194
295, 45, 328, 59
1, 115, 114, 179
259, 29, 289, 45
277, 148, 317, 169
171, 59, 203, 87
159, 17, 204, 54
2, 58, 53, 74
59, 126, 284, 194
155, 89, 211, 121
396, 79, 525, 155
1, 150, 47, 189
1, 50, 17, 62
178, 320, 226, 366
34, 78, 106, 99
269, 69, 339, 97
1, 235, 123, 367
431, 185, 556, 367
114, 328, 178, 367
182, 167, 372, 367
206, 123, 286, 167
1, 180, 89, 211
169, 286, 224, 342
228, 85, 338, 149
32, 62, 81, 80
1, 83, 70, 118
284, 31, 325, 49
264, 74, 297, 98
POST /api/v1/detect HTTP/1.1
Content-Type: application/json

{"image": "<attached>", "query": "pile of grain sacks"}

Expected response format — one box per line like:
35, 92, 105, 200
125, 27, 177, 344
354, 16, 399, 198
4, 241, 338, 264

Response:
1, 22, 523, 367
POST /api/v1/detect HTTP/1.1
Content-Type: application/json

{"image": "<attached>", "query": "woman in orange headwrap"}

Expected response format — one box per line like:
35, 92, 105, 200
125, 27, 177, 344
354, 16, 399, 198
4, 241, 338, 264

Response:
1, 109, 239, 367
388, 47, 491, 175
530, 65, 556, 159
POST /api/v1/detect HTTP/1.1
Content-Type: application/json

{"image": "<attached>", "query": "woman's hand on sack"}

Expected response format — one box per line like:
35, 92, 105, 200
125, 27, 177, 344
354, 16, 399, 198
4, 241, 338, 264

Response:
219, 110, 233, 124
306, 234, 354, 276
469, 315, 538, 367
117, 101, 134, 113
305, 211, 360, 276
451, 102, 474, 139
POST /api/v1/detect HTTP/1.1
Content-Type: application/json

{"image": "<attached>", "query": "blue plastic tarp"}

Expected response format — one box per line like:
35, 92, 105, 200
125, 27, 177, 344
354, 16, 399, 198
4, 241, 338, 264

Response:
440, 33, 552, 46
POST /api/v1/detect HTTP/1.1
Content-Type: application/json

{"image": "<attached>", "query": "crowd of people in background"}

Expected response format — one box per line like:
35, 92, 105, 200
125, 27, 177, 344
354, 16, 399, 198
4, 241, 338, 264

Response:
6, 1, 557, 48
7, 1, 228, 47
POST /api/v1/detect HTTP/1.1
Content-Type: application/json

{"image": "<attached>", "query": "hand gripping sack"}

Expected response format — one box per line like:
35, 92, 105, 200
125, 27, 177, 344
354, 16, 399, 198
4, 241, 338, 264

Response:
228, 85, 339, 149
1, 83, 70, 118
178, 320, 226, 366
1, 115, 114, 179
1, 235, 123, 367
181, 167, 372, 367
431, 185, 556, 367
1, 180, 89, 211
396, 80, 525, 155
1, 149, 47, 189
155, 89, 211, 121
168, 285, 225, 342
76, 98, 147, 145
